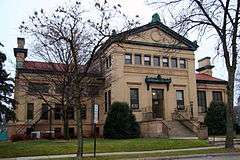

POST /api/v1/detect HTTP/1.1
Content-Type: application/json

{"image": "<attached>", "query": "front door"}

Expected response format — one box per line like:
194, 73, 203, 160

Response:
152, 89, 164, 118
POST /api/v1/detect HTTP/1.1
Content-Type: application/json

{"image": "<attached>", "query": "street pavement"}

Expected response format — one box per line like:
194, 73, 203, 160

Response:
173, 154, 240, 160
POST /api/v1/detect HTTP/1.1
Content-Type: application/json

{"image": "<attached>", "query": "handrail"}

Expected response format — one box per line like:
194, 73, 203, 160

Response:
161, 120, 170, 138
16, 108, 42, 133
16, 107, 47, 134
175, 111, 199, 131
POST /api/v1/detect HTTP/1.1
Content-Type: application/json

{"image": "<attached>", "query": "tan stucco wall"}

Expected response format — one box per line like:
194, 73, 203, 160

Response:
106, 39, 197, 121
11, 72, 105, 137
197, 83, 227, 122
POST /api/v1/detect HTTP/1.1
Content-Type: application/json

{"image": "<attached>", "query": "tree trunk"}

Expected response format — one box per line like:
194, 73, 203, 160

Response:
63, 108, 69, 140
75, 75, 83, 158
225, 70, 235, 149
49, 109, 52, 139
76, 106, 83, 158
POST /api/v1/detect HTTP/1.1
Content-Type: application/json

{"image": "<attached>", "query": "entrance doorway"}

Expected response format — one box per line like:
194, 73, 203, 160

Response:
152, 89, 164, 119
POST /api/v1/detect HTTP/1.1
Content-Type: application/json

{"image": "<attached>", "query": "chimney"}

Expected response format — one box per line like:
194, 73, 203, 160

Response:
14, 37, 28, 68
196, 57, 214, 76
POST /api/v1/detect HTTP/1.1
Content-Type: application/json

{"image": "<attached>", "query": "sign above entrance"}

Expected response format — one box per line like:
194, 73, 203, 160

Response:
145, 75, 171, 90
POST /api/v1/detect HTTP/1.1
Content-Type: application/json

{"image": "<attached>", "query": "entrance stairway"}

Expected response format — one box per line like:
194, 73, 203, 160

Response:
164, 120, 196, 138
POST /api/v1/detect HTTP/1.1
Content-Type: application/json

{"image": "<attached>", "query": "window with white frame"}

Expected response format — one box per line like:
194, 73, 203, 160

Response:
135, 54, 142, 65
176, 90, 185, 110
125, 53, 132, 64
162, 57, 169, 67
153, 56, 160, 66
180, 59, 186, 68
144, 55, 151, 66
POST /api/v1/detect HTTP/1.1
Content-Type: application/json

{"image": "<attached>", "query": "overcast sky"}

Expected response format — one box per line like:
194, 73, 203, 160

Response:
0, 0, 227, 81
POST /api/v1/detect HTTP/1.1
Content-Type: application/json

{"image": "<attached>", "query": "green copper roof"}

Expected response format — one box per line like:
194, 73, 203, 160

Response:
145, 75, 172, 90
151, 13, 161, 23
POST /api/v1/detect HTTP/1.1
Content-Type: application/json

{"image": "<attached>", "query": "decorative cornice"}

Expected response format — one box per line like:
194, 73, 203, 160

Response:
198, 57, 211, 62
123, 40, 196, 51
14, 48, 28, 57
196, 79, 227, 85
17, 68, 63, 75
145, 74, 172, 90
16, 68, 103, 78
196, 65, 214, 72
94, 21, 199, 59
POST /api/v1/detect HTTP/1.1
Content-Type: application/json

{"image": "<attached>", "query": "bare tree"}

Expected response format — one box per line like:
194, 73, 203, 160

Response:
20, 0, 139, 158
148, 0, 240, 148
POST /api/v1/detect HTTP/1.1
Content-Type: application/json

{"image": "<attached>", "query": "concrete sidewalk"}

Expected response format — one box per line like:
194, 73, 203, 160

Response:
129, 152, 240, 160
0, 145, 228, 160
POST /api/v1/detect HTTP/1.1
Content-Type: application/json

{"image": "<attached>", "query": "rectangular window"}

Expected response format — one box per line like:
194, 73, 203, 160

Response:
153, 56, 160, 66
144, 55, 151, 66
29, 83, 49, 94
108, 90, 111, 110
55, 128, 61, 134
41, 104, 49, 120
69, 127, 75, 138
108, 55, 111, 67
197, 91, 207, 113
212, 91, 223, 102
125, 53, 132, 64
54, 104, 62, 120
171, 58, 178, 68
135, 54, 142, 65
27, 103, 34, 120
81, 106, 87, 120
55, 85, 63, 94
162, 57, 169, 67
176, 90, 185, 110
130, 88, 139, 109
104, 92, 108, 112
180, 59, 186, 68
105, 58, 109, 68
104, 90, 111, 112
68, 107, 75, 120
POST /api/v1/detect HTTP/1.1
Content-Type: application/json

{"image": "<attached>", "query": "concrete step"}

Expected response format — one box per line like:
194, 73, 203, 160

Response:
164, 120, 196, 137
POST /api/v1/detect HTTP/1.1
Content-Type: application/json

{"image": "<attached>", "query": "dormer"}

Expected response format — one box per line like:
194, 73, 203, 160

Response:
14, 37, 28, 68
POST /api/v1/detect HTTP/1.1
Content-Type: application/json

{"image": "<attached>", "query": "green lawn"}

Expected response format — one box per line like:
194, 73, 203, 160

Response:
0, 138, 209, 158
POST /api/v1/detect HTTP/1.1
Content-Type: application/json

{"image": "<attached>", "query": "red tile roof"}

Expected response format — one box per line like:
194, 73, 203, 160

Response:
24, 61, 66, 71
195, 73, 226, 82
21, 61, 100, 75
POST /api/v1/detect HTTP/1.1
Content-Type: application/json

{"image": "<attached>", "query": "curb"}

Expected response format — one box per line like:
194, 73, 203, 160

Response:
139, 152, 240, 160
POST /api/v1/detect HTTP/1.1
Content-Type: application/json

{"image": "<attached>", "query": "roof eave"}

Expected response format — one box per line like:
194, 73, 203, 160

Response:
196, 79, 228, 85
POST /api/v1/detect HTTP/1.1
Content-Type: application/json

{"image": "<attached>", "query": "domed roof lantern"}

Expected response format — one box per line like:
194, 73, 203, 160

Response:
151, 13, 161, 23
